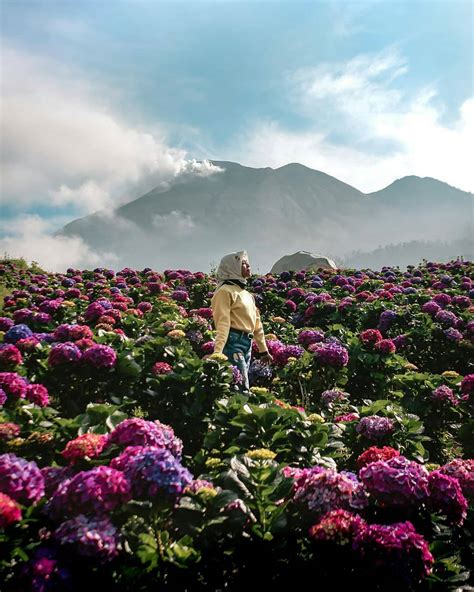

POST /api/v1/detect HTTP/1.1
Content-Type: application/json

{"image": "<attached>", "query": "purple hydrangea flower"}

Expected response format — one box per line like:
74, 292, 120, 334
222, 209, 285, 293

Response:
13, 308, 34, 324
0, 453, 44, 504
460, 374, 474, 396
0, 372, 28, 400
104, 418, 183, 459
359, 456, 429, 507
25, 384, 50, 407
48, 342, 82, 367
4, 324, 34, 344
433, 293, 452, 307
119, 447, 193, 499
47, 466, 131, 518
248, 359, 273, 385
297, 330, 325, 347
309, 509, 367, 545
82, 344, 117, 369
435, 309, 458, 327
171, 290, 189, 302
428, 470, 468, 525
321, 389, 348, 406
352, 521, 434, 586
439, 459, 474, 499
273, 344, 305, 367
430, 385, 459, 406
292, 466, 368, 517
0, 344, 23, 368
0, 317, 14, 332
54, 515, 120, 562
378, 310, 397, 332
312, 342, 349, 368
356, 416, 395, 441
422, 301, 441, 315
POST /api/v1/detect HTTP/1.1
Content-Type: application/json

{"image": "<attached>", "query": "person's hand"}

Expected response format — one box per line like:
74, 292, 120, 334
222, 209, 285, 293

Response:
259, 352, 273, 364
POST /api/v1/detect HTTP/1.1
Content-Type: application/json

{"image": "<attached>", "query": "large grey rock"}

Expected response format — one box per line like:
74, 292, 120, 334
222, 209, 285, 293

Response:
270, 251, 338, 274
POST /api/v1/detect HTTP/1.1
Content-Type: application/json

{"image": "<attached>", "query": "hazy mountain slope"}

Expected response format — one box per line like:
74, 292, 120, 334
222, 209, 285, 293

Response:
60, 161, 473, 272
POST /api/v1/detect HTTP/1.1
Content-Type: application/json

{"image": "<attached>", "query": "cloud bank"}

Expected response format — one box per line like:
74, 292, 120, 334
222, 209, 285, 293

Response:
0, 44, 223, 214
0, 216, 118, 271
226, 48, 473, 193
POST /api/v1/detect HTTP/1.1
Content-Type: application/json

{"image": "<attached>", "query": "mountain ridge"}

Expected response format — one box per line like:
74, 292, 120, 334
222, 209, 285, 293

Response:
60, 160, 473, 272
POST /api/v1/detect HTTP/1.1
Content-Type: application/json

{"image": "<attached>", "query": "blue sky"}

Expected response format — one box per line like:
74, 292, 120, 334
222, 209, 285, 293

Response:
0, 0, 472, 267
2, 0, 471, 144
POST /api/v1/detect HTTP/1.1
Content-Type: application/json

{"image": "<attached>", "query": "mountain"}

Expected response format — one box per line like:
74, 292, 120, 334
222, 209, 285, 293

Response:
60, 161, 473, 272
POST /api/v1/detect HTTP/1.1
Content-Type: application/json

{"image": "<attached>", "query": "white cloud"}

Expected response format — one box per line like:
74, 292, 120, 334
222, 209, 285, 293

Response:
152, 211, 196, 236
0, 215, 118, 271
228, 48, 473, 193
0, 44, 223, 213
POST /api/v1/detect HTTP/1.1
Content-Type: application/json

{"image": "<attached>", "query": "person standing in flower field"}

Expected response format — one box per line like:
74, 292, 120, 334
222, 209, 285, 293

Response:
211, 250, 273, 391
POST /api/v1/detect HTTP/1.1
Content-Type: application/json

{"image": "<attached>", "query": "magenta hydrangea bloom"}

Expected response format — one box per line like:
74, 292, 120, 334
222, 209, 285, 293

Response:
352, 521, 434, 586
374, 339, 396, 354
0, 372, 28, 400
359, 329, 383, 347
84, 302, 107, 322
0, 492, 22, 527
356, 416, 395, 441
430, 385, 459, 406
53, 514, 120, 562
0, 388, 6, 406
0, 453, 44, 505
292, 466, 368, 517
309, 509, 367, 544
334, 412, 360, 423
443, 327, 463, 342
433, 293, 452, 307
15, 336, 40, 352
452, 295, 471, 308
137, 301, 153, 313
439, 459, 474, 499
422, 301, 441, 315
104, 418, 183, 459
201, 341, 215, 355
312, 342, 349, 368
47, 466, 131, 518
82, 344, 117, 369
25, 384, 50, 407
0, 344, 23, 368
273, 344, 305, 367
359, 456, 429, 507
428, 470, 468, 525
297, 330, 325, 347
435, 309, 458, 327
152, 361, 173, 375
171, 290, 189, 302
48, 342, 82, 367
460, 374, 474, 396
0, 317, 14, 332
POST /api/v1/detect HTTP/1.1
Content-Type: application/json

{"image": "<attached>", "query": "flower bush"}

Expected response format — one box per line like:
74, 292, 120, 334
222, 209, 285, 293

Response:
0, 257, 472, 590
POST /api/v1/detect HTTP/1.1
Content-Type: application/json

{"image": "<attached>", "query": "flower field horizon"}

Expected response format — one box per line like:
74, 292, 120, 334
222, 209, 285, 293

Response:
0, 257, 472, 591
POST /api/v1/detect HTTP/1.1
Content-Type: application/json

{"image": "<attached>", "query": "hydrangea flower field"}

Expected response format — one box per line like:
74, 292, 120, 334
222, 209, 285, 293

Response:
0, 259, 473, 591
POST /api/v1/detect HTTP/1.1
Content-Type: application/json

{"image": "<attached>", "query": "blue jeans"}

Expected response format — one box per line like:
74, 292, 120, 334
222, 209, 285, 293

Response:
223, 331, 252, 392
